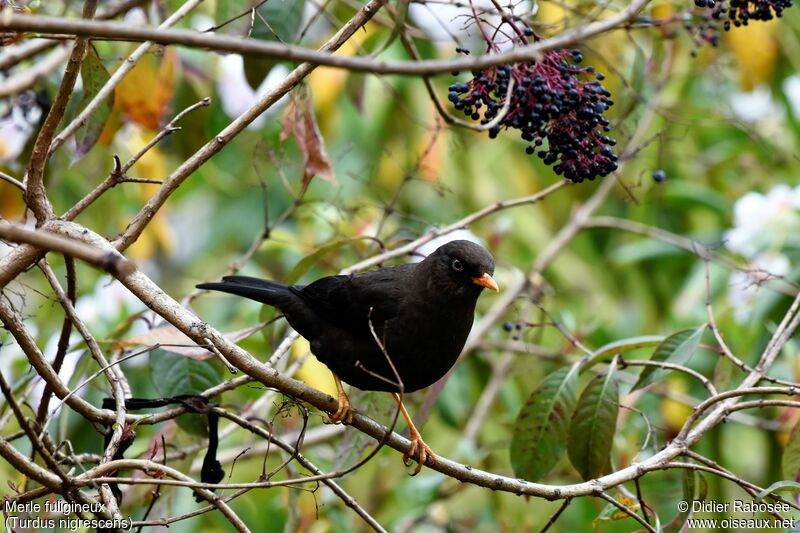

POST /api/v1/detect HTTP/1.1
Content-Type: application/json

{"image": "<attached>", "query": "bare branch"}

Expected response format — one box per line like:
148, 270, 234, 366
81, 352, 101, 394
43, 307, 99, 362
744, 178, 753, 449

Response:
0, 220, 135, 277
1, 1, 649, 76
23, 0, 98, 222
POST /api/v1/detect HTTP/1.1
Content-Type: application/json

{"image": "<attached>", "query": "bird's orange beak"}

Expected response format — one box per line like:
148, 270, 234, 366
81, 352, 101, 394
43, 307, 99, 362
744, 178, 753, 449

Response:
471, 272, 499, 292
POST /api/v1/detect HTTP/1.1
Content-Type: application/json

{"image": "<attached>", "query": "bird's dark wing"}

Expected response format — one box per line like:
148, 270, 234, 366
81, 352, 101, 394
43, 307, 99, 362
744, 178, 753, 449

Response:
291, 264, 414, 334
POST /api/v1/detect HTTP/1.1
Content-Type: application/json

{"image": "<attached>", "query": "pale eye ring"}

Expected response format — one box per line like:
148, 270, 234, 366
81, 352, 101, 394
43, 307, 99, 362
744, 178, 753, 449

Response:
451, 258, 464, 272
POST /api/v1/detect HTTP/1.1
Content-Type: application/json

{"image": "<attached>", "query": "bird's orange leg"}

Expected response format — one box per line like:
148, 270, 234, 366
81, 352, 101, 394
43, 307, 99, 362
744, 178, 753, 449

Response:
392, 393, 436, 475
326, 373, 353, 424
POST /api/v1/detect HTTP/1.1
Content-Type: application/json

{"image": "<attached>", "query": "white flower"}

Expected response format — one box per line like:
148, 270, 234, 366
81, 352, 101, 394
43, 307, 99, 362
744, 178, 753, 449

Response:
122, 7, 148, 26
217, 54, 289, 129
729, 86, 781, 123
724, 184, 800, 257
724, 185, 800, 322
727, 252, 790, 323
75, 276, 146, 328
411, 229, 483, 262
784, 75, 800, 118
0, 94, 42, 165
0, 117, 31, 165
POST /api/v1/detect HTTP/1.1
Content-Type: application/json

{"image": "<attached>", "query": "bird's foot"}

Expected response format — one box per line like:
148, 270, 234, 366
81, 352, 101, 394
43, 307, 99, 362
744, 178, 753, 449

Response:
403, 430, 436, 476
326, 388, 353, 425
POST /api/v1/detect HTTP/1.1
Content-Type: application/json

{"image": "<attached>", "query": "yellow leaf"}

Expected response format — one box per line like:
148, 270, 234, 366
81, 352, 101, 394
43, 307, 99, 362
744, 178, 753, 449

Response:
375, 138, 406, 188
306, 23, 377, 116
308, 67, 348, 113
116, 47, 176, 129
98, 105, 124, 146
0, 183, 25, 219
416, 125, 443, 182
726, 20, 778, 90
592, 492, 641, 527
651, 1, 674, 19
112, 124, 174, 260
126, 195, 175, 260
660, 376, 693, 435
292, 338, 337, 397
536, 3, 567, 35
118, 124, 167, 180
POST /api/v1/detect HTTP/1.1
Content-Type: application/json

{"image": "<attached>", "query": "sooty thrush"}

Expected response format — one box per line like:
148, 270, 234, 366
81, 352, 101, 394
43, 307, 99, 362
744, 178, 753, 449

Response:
197, 240, 497, 474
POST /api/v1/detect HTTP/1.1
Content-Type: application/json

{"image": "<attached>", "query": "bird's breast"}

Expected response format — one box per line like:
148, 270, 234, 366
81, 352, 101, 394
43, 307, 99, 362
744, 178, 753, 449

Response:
389, 303, 474, 358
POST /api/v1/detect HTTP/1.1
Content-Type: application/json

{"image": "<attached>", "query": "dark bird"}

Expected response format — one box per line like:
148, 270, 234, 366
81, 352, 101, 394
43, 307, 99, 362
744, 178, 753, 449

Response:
197, 240, 497, 474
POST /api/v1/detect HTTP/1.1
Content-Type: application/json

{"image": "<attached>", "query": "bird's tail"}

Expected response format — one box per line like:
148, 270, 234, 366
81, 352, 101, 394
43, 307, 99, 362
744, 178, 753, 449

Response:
196, 276, 293, 306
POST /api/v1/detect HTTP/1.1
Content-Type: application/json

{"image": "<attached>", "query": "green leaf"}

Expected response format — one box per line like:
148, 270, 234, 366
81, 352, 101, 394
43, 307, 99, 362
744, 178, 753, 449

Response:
567, 360, 619, 480
214, 1, 259, 35
713, 354, 735, 391
285, 237, 362, 285
663, 181, 730, 215
782, 418, 800, 482
612, 239, 684, 266
244, 0, 305, 86
73, 45, 113, 162
510, 366, 578, 482
584, 336, 664, 367
697, 471, 708, 502
756, 480, 800, 501
631, 325, 705, 392
252, 0, 305, 42
151, 349, 221, 395
664, 469, 704, 531
150, 349, 221, 435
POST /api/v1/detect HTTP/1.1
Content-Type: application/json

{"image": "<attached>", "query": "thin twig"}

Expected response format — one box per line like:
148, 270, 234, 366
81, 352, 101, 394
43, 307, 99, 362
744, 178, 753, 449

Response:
63, 97, 210, 221
539, 498, 572, 533
596, 492, 657, 533
0, 170, 25, 192
620, 357, 717, 397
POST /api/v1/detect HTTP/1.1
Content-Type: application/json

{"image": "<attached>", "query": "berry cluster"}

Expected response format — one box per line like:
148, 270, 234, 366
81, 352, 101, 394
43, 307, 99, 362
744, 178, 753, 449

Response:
686, 10, 722, 49
448, 49, 617, 183
696, 0, 793, 30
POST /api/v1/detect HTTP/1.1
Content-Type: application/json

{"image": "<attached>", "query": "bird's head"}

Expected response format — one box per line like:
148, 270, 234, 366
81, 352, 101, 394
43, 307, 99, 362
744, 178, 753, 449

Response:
424, 240, 498, 298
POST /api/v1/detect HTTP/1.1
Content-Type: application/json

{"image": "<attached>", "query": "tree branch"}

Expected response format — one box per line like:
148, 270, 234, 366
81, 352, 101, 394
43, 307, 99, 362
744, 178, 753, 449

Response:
0, 220, 135, 277
1, 1, 649, 76
22, 0, 98, 222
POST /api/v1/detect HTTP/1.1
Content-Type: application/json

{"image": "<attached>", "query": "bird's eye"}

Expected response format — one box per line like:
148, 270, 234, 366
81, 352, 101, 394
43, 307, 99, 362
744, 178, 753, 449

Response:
451, 258, 464, 272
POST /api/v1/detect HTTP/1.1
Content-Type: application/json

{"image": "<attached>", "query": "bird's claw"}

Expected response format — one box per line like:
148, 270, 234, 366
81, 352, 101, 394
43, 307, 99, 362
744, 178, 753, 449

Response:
326, 389, 353, 425
403, 434, 436, 476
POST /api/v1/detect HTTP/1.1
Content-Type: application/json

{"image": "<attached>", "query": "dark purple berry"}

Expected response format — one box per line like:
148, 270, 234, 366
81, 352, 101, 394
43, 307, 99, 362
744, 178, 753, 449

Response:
446, 44, 618, 183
